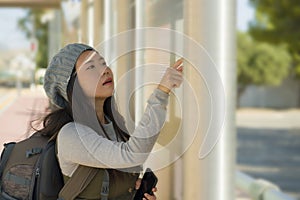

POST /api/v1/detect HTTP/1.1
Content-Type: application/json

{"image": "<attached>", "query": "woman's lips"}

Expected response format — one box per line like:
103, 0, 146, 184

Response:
102, 77, 113, 85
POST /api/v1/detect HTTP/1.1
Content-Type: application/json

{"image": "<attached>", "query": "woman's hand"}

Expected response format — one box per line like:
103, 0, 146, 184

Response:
143, 188, 157, 200
135, 179, 157, 200
158, 58, 184, 94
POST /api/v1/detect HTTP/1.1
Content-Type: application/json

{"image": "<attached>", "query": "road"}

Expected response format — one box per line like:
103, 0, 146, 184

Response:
237, 109, 300, 200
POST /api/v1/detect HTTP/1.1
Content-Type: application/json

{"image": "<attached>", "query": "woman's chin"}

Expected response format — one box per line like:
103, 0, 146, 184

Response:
94, 93, 113, 100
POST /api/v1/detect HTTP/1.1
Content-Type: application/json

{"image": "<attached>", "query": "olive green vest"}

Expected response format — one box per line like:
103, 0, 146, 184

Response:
64, 169, 139, 200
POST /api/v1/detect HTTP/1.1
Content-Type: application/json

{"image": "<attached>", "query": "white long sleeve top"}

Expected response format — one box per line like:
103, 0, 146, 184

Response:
57, 89, 169, 177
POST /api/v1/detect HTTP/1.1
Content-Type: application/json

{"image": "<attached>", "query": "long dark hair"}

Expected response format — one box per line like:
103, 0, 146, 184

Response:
38, 68, 130, 142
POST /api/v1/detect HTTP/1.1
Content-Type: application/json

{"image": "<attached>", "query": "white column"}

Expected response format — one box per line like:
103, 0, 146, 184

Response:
114, 0, 135, 131
87, 0, 94, 46
183, 0, 237, 199
79, 0, 88, 44
103, 0, 113, 62
93, 0, 103, 46
134, 0, 145, 125
48, 9, 62, 62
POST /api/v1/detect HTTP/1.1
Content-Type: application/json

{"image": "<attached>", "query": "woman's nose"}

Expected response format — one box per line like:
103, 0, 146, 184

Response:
101, 67, 110, 76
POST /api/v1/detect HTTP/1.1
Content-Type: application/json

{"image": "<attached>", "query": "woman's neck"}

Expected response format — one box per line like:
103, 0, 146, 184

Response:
95, 98, 106, 124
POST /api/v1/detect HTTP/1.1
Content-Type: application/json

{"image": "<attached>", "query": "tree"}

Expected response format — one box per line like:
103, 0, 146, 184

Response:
249, 0, 300, 76
237, 32, 291, 104
18, 9, 49, 69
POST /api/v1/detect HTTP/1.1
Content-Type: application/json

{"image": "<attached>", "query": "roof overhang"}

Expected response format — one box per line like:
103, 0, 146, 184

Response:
0, 0, 60, 8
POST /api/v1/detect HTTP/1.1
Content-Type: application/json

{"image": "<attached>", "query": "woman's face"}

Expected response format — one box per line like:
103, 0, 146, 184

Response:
75, 50, 114, 99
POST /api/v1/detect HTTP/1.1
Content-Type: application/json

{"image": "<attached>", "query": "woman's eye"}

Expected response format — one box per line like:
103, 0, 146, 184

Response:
102, 62, 107, 66
87, 65, 95, 70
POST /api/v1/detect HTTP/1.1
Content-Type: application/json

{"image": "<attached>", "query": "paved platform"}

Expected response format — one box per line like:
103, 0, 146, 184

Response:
236, 108, 300, 129
0, 87, 49, 151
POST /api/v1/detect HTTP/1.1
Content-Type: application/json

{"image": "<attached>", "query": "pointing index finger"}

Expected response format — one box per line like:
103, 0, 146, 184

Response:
173, 58, 183, 69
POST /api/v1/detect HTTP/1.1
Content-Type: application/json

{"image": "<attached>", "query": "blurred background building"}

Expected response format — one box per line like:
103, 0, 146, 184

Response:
0, 0, 299, 200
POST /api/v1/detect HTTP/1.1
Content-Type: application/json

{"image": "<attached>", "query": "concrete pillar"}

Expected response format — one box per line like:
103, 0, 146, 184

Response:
182, 0, 236, 199
48, 9, 62, 62
143, 3, 178, 200
80, 0, 89, 44
134, 0, 145, 125
115, 0, 131, 79
114, 0, 135, 131
86, 0, 94, 46
93, 0, 103, 46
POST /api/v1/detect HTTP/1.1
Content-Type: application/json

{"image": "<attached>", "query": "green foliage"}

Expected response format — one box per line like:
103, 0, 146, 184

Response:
237, 32, 291, 90
249, 0, 300, 77
237, 32, 254, 88
18, 9, 48, 69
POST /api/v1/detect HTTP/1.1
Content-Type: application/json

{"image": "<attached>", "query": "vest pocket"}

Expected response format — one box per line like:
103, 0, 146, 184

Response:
3, 164, 33, 200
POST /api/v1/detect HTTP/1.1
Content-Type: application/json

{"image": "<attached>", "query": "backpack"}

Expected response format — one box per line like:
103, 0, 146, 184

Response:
0, 132, 108, 200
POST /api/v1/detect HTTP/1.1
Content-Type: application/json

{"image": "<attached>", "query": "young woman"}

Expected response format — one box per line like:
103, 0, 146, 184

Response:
41, 43, 183, 200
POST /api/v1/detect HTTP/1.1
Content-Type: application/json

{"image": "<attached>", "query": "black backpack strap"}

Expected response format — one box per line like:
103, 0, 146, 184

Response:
0, 143, 16, 189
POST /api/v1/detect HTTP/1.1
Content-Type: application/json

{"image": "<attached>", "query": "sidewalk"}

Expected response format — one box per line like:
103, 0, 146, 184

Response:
0, 86, 49, 151
236, 108, 300, 129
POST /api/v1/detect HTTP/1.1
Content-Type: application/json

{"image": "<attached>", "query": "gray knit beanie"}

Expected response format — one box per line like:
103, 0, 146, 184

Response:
44, 43, 95, 108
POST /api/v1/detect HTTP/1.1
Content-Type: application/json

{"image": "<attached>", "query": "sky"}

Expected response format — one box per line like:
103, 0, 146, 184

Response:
0, 8, 29, 51
0, 0, 255, 51
236, 0, 256, 31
